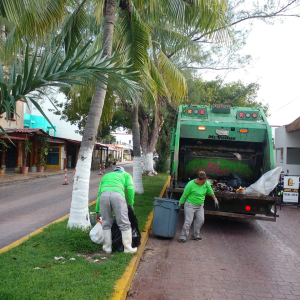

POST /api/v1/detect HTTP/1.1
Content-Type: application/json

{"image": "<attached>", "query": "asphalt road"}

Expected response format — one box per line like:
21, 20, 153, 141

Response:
0, 163, 133, 249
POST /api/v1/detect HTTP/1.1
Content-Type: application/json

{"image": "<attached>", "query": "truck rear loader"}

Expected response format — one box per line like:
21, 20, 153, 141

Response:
166, 104, 278, 221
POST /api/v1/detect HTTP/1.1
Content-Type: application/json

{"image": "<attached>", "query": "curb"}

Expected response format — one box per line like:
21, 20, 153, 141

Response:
0, 214, 70, 255
0, 199, 97, 255
0, 165, 131, 251
0, 174, 171, 300
110, 176, 171, 300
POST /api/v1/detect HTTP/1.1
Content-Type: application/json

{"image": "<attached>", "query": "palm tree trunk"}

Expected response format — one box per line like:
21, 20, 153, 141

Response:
132, 103, 144, 193
68, 0, 116, 229
140, 110, 161, 176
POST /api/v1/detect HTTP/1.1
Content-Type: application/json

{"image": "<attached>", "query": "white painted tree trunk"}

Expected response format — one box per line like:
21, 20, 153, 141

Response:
67, 147, 92, 228
143, 152, 153, 172
139, 110, 161, 176
132, 104, 144, 193
67, 0, 116, 229
143, 152, 157, 176
133, 157, 144, 194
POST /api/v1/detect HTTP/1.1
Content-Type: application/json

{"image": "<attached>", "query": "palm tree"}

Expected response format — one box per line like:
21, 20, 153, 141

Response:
0, 38, 139, 151
114, 0, 231, 183
68, 0, 119, 228
138, 49, 188, 174
132, 103, 144, 193
1, 0, 231, 229
67, 0, 231, 229
68, 0, 231, 223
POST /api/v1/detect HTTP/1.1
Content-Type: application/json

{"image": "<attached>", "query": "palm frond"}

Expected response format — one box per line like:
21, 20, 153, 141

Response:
92, 0, 105, 25
156, 50, 187, 106
2, 0, 83, 54
116, 6, 150, 72
149, 59, 170, 100
62, 1, 89, 52
152, 26, 200, 57
0, 39, 141, 126
100, 86, 117, 129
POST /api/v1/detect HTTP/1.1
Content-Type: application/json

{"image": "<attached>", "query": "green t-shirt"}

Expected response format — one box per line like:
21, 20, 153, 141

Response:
95, 171, 135, 212
179, 180, 214, 206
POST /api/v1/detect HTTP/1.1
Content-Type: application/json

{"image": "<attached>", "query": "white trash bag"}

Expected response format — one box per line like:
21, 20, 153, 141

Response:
89, 219, 104, 245
243, 167, 282, 197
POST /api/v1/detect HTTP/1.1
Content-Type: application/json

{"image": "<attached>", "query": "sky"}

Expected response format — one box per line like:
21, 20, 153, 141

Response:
202, 16, 300, 127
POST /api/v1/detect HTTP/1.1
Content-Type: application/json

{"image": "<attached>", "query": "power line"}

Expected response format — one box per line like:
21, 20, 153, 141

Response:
271, 96, 300, 114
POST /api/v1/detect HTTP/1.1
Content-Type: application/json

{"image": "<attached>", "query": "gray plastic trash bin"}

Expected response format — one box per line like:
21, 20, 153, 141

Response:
152, 198, 179, 238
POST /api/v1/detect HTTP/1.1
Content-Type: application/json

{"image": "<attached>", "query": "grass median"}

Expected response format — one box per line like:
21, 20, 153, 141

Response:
0, 173, 169, 300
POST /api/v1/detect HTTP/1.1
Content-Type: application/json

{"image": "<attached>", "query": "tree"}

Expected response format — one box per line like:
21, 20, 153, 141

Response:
0, 0, 247, 228
174, 0, 300, 73
132, 103, 144, 192
153, 104, 175, 173
100, 134, 116, 144
185, 76, 269, 115
113, 0, 230, 177
0, 39, 138, 122
126, 0, 300, 178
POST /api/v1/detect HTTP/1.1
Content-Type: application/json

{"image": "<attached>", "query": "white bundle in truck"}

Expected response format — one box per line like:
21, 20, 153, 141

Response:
242, 167, 282, 197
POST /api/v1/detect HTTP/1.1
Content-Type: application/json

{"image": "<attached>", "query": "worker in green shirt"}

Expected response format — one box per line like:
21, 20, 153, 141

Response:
96, 166, 137, 254
178, 171, 219, 244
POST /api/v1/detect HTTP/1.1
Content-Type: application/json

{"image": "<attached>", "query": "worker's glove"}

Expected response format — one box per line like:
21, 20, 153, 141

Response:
178, 203, 184, 210
214, 198, 219, 209
96, 212, 101, 221
128, 205, 134, 211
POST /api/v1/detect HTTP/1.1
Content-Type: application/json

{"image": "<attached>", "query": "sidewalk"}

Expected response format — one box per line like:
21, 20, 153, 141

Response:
0, 168, 71, 186
0, 160, 133, 186
128, 206, 300, 300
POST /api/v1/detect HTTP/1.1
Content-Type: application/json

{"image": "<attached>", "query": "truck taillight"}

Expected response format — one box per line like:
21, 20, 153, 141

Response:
245, 113, 251, 118
197, 126, 206, 131
239, 112, 244, 118
212, 104, 230, 113
188, 109, 192, 114
200, 109, 205, 115
239, 129, 248, 133
252, 113, 257, 118
245, 206, 251, 211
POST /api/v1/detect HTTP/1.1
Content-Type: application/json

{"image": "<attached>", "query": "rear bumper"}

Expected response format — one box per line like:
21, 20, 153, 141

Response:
204, 210, 277, 222
166, 187, 278, 222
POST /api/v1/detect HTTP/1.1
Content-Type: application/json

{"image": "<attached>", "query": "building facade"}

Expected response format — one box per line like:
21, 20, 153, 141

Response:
1, 94, 82, 172
275, 120, 300, 175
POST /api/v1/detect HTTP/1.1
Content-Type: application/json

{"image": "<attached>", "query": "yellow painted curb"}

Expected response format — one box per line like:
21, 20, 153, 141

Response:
0, 176, 171, 300
110, 176, 171, 300
0, 200, 98, 255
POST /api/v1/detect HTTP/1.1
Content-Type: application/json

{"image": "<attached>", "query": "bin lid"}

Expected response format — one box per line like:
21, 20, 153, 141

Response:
153, 197, 179, 204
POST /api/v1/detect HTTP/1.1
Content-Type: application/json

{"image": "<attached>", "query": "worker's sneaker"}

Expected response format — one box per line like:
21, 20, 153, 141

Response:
178, 239, 187, 243
191, 237, 203, 241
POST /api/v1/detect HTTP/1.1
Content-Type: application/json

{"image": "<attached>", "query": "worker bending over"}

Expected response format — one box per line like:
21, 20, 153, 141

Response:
96, 166, 137, 254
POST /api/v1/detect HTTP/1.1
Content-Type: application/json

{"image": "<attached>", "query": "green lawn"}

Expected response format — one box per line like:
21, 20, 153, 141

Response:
0, 173, 169, 300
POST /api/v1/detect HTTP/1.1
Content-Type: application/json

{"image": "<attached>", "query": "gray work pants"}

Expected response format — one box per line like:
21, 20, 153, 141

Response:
179, 201, 204, 240
100, 191, 131, 231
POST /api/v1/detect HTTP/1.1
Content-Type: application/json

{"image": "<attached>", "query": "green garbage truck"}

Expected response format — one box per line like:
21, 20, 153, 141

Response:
166, 104, 278, 221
